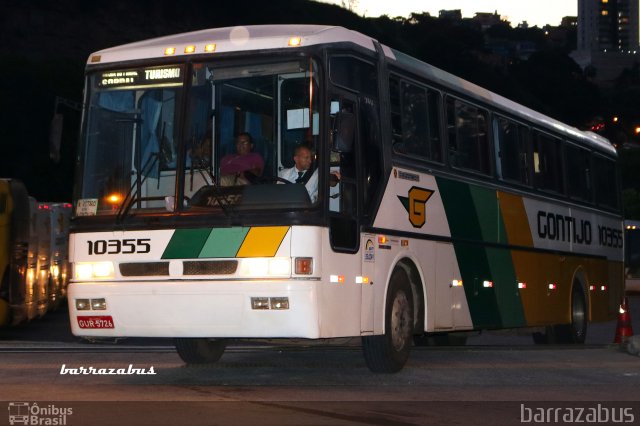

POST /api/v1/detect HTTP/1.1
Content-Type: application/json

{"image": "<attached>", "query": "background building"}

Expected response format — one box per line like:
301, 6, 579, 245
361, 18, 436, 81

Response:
573, 0, 640, 84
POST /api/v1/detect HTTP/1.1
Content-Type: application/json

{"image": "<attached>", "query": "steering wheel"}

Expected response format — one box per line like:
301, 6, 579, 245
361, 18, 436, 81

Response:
257, 176, 293, 184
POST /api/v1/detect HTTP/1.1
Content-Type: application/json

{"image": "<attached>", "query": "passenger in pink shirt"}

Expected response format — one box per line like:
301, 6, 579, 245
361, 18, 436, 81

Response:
220, 132, 264, 185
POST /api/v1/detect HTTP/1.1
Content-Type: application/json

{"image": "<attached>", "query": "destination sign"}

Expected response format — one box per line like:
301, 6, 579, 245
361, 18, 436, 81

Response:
97, 66, 183, 88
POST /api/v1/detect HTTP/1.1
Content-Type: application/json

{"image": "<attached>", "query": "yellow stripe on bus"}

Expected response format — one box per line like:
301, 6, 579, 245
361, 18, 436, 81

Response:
236, 226, 290, 258
497, 191, 533, 247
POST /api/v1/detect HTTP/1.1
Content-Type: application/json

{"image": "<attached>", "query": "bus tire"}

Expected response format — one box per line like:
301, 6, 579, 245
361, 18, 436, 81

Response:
532, 284, 587, 344
554, 284, 588, 344
362, 268, 413, 373
175, 338, 226, 364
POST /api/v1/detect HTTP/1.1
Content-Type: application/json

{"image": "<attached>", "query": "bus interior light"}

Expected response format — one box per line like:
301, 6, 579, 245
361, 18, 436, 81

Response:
106, 193, 123, 205
295, 257, 313, 275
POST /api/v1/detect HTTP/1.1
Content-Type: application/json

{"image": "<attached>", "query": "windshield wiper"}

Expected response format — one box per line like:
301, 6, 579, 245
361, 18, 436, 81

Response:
116, 152, 159, 224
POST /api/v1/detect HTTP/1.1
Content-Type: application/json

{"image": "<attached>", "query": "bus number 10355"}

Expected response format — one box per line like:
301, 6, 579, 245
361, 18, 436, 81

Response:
87, 238, 151, 255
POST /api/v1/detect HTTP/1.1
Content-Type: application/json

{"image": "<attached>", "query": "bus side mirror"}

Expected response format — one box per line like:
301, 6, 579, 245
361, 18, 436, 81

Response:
331, 111, 355, 153
49, 113, 64, 163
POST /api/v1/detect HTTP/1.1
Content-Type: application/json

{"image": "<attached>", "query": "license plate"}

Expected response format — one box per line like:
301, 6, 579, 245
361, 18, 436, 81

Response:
77, 315, 114, 329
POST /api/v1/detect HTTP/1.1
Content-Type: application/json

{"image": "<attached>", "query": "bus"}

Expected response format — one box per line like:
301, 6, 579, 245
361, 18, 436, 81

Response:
0, 179, 31, 326
67, 25, 623, 373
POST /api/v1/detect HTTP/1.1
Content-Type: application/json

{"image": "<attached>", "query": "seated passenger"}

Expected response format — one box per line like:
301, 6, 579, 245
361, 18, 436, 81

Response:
220, 132, 264, 185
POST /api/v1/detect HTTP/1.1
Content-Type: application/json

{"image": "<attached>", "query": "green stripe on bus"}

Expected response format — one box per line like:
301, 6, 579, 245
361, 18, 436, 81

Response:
199, 227, 250, 258
485, 247, 526, 328
438, 178, 527, 328
437, 178, 502, 328
162, 228, 212, 259
469, 186, 526, 327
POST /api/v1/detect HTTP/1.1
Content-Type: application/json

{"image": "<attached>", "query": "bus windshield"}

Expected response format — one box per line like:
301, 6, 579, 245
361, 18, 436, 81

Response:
75, 58, 320, 217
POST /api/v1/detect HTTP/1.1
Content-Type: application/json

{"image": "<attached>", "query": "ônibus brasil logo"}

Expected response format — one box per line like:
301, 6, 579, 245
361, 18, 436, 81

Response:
8, 402, 73, 425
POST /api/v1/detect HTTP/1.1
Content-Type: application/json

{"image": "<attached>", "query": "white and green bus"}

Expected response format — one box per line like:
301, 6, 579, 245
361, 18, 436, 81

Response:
68, 25, 623, 372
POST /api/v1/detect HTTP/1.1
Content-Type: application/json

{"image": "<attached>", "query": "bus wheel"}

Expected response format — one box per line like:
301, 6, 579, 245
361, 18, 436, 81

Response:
556, 284, 588, 343
175, 338, 226, 364
532, 284, 587, 344
362, 268, 413, 373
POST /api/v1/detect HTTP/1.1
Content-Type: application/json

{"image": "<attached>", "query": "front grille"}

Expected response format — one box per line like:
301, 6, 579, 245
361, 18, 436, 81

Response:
119, 262, 169, 276
183, 260, 238, 275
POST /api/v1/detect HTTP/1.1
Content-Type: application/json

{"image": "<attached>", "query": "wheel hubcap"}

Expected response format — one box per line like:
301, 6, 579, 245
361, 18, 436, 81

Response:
391, 290, 411, 351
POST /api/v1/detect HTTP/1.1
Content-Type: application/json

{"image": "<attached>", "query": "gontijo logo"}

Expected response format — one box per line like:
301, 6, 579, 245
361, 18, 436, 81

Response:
398, 187, 435, 228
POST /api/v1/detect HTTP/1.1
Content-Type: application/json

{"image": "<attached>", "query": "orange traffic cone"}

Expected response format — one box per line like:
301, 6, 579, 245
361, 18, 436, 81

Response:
614, 297, 634, 344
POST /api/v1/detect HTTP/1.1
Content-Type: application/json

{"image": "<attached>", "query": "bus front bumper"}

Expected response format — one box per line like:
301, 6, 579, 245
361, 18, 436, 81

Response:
67, 280, 320, 338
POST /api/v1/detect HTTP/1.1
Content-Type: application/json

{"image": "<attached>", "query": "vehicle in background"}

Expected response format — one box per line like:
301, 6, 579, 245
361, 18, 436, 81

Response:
625, 220, 640, 293
39, 202, 72, 309
0, 179, 71, 327
0, 179, 30, 326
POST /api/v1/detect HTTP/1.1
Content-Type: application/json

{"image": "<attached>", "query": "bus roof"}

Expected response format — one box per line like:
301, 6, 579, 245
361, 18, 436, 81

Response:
87, 24, 615, 156
87, 25, 378, 65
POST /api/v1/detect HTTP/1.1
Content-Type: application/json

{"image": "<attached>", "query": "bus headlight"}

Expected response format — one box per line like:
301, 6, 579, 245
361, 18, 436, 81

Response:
74, 262, 115, 280
240, 258, 291, 277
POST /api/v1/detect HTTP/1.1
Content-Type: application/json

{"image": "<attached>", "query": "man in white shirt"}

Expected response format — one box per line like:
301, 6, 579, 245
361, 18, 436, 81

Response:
278, 145, 319, 203
278, 145, 342, 203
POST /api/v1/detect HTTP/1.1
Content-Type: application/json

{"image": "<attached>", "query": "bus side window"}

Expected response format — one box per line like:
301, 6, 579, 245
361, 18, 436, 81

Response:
446, 97, 490, 174
494, 116, 530, 186
533, 131, 563, 194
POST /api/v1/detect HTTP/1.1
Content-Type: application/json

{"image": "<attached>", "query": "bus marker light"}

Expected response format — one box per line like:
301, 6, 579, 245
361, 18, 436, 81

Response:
483, 280, 493, 288
91, 298, 107, 310
548, 283, 557, 290
518, 282, 527, 289
355, 276, 370, 284
251, 297, 269, 310
330, 275, 345, 283
184, 45, 196, 54
204, 44, 217, 52
401, 240, 409, 247
270, 297, 289, 310
288, 37, 302, 47
75, 299, 90, 311
590, 285, 595, 291
451, 280, 463, 287
601, 285, 607, 291
164, 47, 176, 56
378, 235, 387, 244
295, 257, 313, 275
